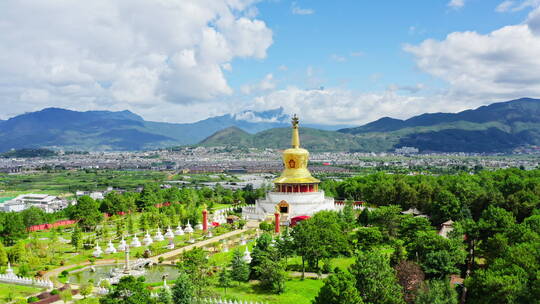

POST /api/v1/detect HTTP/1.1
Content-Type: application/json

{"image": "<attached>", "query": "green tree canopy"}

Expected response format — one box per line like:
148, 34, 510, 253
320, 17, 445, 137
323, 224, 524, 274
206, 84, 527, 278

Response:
313, 270, 363, 304
292, 211, 350, 276
71, 195, 102, 231
230, 248, 250, 283
350, 251, 405, 304
171, 271, 195, 304
99, 276, 152, 304
415, 279, 458, 304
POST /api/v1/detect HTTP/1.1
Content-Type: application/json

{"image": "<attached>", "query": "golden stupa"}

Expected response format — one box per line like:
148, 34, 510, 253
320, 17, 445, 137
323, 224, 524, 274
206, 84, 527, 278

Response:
273, 114, 320, 186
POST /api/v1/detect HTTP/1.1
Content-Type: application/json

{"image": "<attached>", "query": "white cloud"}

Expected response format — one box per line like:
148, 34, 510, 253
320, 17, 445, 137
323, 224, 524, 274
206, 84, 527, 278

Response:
404, 8, 540, 101
241, 73, 276, 94
222, 63, 233, 72
387, 83, 425, 94
291, 2, 315, 15
330, 54, 347, 62
496, 0, 540, 12
496, 1, 516, 12
0, 0, 272, 118
185, 4, 540, 126
248, 87, 465, 126
448, 0, 465, 9
527, 6, 540, 34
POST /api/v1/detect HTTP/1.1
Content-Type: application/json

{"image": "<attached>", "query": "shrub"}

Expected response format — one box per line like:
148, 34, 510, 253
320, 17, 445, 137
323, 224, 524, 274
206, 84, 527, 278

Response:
322, 259, 333, 274
259, 221, 273, 232
27, 296, 39, 303
50, 289, 59, 295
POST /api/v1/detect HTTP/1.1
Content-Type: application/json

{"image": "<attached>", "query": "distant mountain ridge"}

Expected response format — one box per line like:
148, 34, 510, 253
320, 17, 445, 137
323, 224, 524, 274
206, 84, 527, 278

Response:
2, 97, 540, 153
0, 107, 344, 152
199, 126, 377, 152
200, 97, 540, 153
340, 98, 540, 134
335, 97, 540, 152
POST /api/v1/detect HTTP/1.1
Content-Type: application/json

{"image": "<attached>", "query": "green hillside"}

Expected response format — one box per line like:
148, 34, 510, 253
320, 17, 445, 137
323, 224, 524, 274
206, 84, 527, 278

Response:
199, 126, 389, 152
199, 126, 254, 147
199, 98, 540, 153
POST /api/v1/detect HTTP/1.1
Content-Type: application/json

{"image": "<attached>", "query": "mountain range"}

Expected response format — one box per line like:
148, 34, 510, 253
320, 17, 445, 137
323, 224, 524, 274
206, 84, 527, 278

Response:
1, 97, 540, 153
201, 98, 540, 153
0, 107, 346, 152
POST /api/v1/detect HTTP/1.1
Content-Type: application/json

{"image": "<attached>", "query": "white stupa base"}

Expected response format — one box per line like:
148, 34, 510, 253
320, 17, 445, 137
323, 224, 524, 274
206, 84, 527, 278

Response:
242, 191, 335, 222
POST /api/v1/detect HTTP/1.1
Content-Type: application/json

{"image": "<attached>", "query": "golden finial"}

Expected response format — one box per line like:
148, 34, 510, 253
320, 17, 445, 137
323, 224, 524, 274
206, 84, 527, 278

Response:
291, 114, 300, 148
292, 114, 299, 128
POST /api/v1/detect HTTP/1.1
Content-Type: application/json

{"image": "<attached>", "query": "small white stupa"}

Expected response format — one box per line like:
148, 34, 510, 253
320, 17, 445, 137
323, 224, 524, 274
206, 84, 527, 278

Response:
242, 247, 252, 263
167, 238, 175, 250
165, 226, 174, 239
131, 236, 141, 248
207, 230, 213, 238
105, 240, 117, 254
154, 227, 165, 242
184, 221, 194, 234
240, 237, 246, 246
194, 222, 203, 231
143, 232, 153, 246
93, 243, 103, 258
163, 277, 170, 291
175, 224, 184, 236
5, 262, 15, 277
118, 237, 127, 252
216, 212, 227, 224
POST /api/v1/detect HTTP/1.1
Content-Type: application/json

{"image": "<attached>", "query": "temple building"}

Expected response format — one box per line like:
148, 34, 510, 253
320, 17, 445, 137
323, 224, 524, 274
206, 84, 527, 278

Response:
243, 115, 335, 223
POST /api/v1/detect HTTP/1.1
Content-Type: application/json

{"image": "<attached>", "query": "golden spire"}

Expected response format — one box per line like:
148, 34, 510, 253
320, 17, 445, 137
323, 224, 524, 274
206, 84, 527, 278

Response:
273, 114, 320, 185
291, 114, 300, 148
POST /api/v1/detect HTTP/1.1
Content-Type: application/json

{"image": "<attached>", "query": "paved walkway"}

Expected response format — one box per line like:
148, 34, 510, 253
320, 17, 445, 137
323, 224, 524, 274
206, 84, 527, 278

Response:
149, 228, 249, 263
289, 272, 329, 279
43, 259, 116, 282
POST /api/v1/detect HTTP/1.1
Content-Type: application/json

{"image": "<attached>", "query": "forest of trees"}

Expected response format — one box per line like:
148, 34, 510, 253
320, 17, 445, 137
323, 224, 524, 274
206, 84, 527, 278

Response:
316, 168, 540, 303
1, 168, 539, 303
0, 183, 266, 244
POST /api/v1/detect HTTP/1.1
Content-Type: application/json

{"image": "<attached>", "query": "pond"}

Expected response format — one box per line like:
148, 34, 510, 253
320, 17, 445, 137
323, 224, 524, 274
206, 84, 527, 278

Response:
68, 264, 181, 285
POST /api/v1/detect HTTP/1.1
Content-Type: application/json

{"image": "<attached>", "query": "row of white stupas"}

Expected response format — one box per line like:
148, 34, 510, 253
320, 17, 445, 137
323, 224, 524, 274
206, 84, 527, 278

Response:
212, 207, 235, 224
93, 221, 201, 257
0, 263, 54, 289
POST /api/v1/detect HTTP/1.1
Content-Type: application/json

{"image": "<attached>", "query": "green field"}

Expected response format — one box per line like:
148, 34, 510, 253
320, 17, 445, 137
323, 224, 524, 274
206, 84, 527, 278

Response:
0, 170, 246, 196
0, 196, 14, 203
0, 283, 44, 302
208, 278, 324, 304
0, 170, 168, 194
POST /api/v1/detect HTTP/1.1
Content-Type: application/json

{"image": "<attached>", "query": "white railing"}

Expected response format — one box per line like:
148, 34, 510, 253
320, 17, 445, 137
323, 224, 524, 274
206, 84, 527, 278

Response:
198, 298, 268, 304
95, 286, 109, 295
0, 273, 53, 289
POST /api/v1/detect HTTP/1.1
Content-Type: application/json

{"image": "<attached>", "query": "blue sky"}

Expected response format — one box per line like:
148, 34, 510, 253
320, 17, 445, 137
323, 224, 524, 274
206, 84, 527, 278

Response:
1, 0, 540, 125
230, 0, 530, 92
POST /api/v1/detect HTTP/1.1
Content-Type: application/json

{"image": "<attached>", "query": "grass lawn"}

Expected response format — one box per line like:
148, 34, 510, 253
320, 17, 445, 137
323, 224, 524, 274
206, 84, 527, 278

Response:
208, 278, 324, 304
0, 196, 15, 203
0, 283, 44, 302
284, 256, 355, 273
